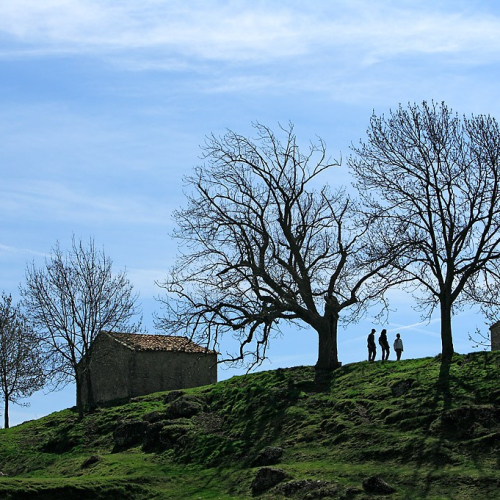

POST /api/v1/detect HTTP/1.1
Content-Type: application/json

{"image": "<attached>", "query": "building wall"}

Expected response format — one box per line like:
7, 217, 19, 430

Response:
130, 350, 217, 397
491, 321, 500, 351
79, 334, 217, 406
80, 333, 133, 405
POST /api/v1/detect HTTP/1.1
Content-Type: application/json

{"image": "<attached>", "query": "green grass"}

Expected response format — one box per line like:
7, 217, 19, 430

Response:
1, 352, 500, 498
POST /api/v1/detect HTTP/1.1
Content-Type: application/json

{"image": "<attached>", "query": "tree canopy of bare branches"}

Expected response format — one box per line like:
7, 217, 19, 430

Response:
349, 101, 500, 361
0, 292, 45, 429
21, 237, 142, 416
157, 123, 401, 376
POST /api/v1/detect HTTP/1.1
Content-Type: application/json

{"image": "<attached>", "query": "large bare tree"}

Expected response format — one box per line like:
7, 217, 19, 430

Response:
21, 237, 141, 416
157, 123, 401, 378
349, 101, 500, 361
0, 293, 45, 428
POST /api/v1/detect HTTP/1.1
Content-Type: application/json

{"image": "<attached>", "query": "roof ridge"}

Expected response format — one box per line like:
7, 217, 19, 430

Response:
102, 331, 216, 354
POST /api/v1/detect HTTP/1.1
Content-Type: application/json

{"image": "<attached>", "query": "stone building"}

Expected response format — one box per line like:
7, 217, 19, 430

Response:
490, 321, 500, 351
79, 331, 217, 406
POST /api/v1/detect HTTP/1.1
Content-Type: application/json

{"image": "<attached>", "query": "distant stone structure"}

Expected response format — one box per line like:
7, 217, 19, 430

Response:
490, 322, 500, 351
79, 332, 217, 406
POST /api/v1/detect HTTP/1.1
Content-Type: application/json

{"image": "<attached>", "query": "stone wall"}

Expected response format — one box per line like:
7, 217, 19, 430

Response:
490, 321, 500, 351
80, 333, 133, 405
130, 350, 217, 397
79, 334, 217, 406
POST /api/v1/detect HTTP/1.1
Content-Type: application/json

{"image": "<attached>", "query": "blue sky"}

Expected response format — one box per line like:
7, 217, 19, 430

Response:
1, 0, 500, 426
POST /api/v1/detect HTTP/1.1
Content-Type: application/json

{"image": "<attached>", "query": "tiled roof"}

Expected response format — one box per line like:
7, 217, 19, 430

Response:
105, 332, 216, 354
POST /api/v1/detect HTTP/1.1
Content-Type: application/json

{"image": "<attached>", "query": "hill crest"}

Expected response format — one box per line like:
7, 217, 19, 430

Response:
0, 352, 499, 499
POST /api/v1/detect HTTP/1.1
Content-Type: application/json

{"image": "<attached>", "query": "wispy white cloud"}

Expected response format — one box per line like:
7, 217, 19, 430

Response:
0, 1, 499, 69
0, 1, 305, 62
388, 318, 441, 337
0, 243, 47, 258
0, 179, 175, 226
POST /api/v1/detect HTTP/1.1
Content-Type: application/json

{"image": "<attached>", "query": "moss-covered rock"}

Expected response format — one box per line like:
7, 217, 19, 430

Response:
112, 420, 147, 450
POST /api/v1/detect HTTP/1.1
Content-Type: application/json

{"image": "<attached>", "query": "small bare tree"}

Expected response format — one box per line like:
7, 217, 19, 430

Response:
156, 123, 402, 378
349, 101, 500, 362
0, 293, 45, 429
21, 237, 141, 417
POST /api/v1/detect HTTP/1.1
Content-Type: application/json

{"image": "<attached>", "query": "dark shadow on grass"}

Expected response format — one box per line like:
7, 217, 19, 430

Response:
436, 356, 453, 411
403, 356, 453, 499
312, 365, 345, 393
188, 466, 249, 499
407, 354, 491, 498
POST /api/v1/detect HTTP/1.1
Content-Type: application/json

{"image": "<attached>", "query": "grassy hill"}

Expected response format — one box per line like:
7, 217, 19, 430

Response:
0, 352, 499, 499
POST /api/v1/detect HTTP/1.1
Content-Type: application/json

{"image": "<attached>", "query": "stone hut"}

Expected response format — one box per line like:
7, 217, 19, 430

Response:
79, 331, 217, 406
490, 321, 500, 351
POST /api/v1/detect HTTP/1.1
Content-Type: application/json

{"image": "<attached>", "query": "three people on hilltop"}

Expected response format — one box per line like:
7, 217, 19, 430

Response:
367, 329, 404, 361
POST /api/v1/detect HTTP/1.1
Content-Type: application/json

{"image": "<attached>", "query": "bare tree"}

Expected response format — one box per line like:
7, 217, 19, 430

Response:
0, 293, 45, 429
156, 123, 401, 378
349, 101, 500, 362
21, 237, 142, 417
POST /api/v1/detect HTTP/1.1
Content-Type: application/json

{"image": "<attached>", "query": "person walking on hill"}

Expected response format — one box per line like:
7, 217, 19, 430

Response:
367, 329, 376, 362
394, 333, 404, 360
379, 329, 390, 361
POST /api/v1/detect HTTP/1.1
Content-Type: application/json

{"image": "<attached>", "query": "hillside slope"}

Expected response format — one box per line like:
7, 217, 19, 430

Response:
0, 352, 499, 499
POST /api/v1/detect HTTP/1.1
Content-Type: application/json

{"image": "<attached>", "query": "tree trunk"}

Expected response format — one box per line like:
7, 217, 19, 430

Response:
75, 374, 84, 419
440, 295, 454, 362
75, 363, 96, 417
4, 399, 9, 429
84, 367, 96, 411
314, 315, 341, 384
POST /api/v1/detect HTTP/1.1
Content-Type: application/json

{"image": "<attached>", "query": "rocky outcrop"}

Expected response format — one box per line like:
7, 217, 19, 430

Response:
252, 446, 284, 466
81, 455, 100, 468
112, 420, 147, 450
251, 467, 288, 495
165, 395, 204, 419
362, 476, 395, 494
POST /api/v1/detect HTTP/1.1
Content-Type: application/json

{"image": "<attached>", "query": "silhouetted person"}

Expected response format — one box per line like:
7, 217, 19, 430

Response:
367, 329, 376, 362
379, 329, 390, 361
394, 333, 404, 360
